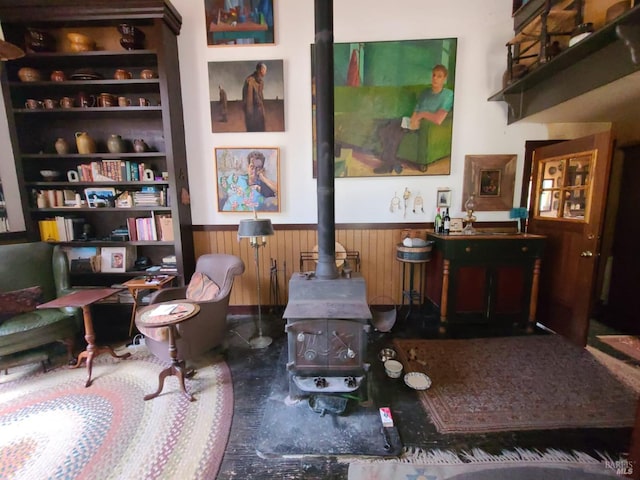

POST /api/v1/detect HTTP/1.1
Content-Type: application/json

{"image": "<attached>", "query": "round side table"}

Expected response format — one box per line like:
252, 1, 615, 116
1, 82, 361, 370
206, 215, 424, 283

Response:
136, 301, 200, 401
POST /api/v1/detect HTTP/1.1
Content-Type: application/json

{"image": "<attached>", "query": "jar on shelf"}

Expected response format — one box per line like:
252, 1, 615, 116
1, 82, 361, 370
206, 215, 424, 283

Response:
107, 134, 126, 153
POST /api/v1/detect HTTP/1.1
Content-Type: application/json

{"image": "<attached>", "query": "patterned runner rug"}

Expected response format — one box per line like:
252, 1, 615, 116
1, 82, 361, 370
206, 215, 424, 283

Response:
597, 335, 640, 362
0, 347, 233, 480
348, 448, 625, 479
393, 335, 638, 434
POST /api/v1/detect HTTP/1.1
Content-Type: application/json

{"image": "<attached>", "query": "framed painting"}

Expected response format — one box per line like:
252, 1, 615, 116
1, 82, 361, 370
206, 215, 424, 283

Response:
215, 147, 280, 212
436, 187, 452, 208
311, 38, 457, 177
462, 154, 517, 211
208, 59, 284, 133
100, 246, 135, 273
204, 0, 274, 47
84, 187, 116, 208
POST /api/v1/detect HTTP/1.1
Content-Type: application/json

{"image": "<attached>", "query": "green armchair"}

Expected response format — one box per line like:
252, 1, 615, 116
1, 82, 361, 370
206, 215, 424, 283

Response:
334, 85, 452, 173
0, 242, 79, 367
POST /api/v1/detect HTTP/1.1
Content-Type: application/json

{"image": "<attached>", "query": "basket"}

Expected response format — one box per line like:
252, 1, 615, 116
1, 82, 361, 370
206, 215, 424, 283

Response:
395, 241, 434, 263
370, 296, 397, 332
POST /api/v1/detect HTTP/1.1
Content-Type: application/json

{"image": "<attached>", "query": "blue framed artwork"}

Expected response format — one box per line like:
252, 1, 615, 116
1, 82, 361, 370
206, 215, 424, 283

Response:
204, 0, 274, 46
215, 147, 280, 212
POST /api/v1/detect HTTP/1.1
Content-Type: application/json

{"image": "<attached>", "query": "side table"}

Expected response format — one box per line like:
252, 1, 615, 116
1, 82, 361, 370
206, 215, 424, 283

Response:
123, 275, 176, 337
396, 245, 432, 320
136, 301, 200, 401
37, 288, 130, 387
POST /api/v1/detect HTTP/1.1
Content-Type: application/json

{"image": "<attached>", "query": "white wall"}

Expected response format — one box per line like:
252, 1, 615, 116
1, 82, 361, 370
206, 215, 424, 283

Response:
8, 1, 606, 232
173, 0, 551, 226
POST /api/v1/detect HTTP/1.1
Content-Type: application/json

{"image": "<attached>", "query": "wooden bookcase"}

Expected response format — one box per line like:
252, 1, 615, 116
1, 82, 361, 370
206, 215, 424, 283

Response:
0, 0, 194, 289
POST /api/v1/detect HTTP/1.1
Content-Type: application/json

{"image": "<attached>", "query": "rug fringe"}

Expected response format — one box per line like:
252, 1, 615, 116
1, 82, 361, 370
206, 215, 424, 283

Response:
353, 446, 619, 465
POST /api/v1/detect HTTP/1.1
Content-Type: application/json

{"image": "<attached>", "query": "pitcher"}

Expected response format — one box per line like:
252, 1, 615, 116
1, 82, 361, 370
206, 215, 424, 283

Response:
75, 131, 97, 154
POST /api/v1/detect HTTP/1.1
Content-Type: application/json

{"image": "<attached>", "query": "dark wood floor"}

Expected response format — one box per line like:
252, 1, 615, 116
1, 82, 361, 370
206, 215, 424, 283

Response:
216, 309, 636, 479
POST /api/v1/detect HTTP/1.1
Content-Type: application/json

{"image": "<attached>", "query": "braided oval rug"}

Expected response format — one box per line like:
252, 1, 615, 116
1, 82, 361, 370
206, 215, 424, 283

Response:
0, 348, 232, 480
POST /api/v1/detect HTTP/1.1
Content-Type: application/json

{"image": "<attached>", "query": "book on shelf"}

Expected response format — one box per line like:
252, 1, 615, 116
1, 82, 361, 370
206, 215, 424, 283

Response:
156, 214, 173, 241
75, 160, 154, 183
38, 217, 85, 242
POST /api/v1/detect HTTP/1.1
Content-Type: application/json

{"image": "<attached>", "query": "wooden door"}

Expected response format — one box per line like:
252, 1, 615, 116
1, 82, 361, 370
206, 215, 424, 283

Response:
528, 131, 614, 346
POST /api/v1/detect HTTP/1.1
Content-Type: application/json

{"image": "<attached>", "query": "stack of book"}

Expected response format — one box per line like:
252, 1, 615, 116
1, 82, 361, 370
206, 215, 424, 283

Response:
133, 187, 165, 207
160, 254, 177, 273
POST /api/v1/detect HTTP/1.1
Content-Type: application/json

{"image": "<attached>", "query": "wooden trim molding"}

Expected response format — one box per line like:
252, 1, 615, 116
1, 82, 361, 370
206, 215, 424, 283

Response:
192, 221, 517, 308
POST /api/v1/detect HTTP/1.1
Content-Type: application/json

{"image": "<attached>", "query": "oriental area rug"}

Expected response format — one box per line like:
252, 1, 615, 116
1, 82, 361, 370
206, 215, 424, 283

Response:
0, 347, 233, 480
348, 448, 625, 480
393, 335, 639, 434
597, 335, 640, 362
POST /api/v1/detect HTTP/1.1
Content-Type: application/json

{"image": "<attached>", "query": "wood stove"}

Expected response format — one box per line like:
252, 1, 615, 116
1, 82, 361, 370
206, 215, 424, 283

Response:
282, 0, 371, 400
284, 274, 371, 398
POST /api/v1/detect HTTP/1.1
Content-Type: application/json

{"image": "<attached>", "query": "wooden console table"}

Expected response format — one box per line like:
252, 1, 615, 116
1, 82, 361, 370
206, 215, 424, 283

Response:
425, 232, 546, 334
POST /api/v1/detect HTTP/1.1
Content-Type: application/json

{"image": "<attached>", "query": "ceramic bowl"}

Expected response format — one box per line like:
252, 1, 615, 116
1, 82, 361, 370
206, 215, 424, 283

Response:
18, 67, 42, 82
384, 359, 403, 378
67, 32, 93, 45
40, 170, 61, 181
67, 32, 95, 51
378, 348, 397, 363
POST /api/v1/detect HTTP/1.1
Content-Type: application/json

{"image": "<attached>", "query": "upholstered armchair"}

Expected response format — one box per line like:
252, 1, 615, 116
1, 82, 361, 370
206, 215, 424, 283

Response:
137, 254, 245, 362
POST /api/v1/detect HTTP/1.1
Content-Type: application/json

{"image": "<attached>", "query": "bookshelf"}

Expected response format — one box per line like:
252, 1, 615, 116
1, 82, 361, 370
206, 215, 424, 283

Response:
0, 0, 195, 289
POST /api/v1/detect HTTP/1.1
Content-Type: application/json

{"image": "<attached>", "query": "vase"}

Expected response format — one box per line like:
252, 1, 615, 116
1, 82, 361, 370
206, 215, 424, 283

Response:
55, 137, 70, 155
107, 134, 126, 154
75, 132, 96, 155
133, 139, 148, 153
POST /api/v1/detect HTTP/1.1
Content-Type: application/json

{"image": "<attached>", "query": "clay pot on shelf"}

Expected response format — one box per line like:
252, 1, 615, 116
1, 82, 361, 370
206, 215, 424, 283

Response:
25, 28, 55, 53
55, 137, 70, 155
50, 70, 66, 82
133, 139, 149, 153
17, 67, 41, 82
75, 131, 97, 155
140, 69, 156, 79
117, 23, 145, 50
76, 91, 95, 108
97, 93, 116, 107
107, 134, 126, 154
114, 68, 132, 80
67, 32, 95, 52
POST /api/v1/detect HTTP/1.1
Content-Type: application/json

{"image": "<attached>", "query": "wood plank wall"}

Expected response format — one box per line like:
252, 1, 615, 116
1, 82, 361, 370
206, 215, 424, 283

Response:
193, 225, 430, 307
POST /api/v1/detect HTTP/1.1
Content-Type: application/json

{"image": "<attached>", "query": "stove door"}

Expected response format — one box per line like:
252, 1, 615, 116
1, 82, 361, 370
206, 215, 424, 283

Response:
287, 319, 366, 374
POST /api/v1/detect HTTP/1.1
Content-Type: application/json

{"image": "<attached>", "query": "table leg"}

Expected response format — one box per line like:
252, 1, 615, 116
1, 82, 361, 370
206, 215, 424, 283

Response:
128, 288, 141, 337
144, 325, 195, 402
70, 304, 131, 387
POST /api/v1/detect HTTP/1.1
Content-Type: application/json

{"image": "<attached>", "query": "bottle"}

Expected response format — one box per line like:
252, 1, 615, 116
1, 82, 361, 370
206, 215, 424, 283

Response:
443, 208, 451, 234
434, 208, 442, 233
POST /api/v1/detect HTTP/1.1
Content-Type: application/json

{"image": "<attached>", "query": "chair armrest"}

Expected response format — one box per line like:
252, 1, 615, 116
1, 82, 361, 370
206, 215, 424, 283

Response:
149, 287, 188, 304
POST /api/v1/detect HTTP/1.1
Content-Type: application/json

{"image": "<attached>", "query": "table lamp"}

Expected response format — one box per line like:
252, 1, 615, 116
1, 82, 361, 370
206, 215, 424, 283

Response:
238, 214, 274, 348
0, 39, 25, 62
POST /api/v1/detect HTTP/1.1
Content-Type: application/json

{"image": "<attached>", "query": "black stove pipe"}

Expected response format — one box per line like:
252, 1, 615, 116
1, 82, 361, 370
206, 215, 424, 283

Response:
314, 0, 339, 280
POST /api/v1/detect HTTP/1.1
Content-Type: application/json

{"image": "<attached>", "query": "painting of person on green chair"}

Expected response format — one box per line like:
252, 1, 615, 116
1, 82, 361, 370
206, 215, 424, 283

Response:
375, 64, 453, 174
319, 38, 457, 177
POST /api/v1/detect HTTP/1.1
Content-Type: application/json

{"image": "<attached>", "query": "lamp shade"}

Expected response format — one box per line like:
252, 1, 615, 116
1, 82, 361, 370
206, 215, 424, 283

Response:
0, 39, 25, 61
238, 218, 274, 238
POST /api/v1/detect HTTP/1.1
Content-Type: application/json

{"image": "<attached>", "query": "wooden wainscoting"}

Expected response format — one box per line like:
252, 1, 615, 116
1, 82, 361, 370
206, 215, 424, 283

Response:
193, 224, 428, 308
